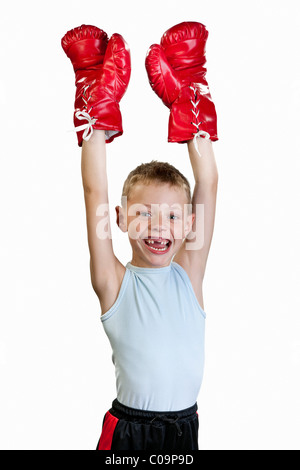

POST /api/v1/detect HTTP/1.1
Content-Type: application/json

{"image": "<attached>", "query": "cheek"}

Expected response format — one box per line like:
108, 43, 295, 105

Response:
172, 220, 186, 240
127, 217, 149, 240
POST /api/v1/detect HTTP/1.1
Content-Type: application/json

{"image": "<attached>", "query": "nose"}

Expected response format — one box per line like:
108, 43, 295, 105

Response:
150, 210, 170, 237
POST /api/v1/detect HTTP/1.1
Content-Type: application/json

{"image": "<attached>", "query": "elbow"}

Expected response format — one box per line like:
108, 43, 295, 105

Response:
198, 174, 219, 191
82, 185, 94, 195
209, 169, 219, 190
82, 182, 100, 194
194, 168, 219, 188
212, 172, 219, 190
82, 184, 108, 197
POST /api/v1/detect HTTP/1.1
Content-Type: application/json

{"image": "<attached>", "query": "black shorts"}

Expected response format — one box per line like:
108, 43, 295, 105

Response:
96, 399, 199, 451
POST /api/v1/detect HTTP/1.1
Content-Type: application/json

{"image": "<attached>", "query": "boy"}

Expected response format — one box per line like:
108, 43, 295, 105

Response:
61, 21, 218, 451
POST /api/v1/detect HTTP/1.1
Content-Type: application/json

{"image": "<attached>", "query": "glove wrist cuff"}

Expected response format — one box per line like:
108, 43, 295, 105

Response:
168, 83, 218, 144
74, 87, 123, 146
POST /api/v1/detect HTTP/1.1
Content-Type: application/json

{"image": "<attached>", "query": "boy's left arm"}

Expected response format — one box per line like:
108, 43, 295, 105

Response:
145, 21, 218, 292
174, 137, 218, 285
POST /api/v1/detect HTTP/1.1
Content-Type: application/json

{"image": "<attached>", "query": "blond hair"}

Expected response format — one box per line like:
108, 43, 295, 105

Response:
122, 160, 192, 206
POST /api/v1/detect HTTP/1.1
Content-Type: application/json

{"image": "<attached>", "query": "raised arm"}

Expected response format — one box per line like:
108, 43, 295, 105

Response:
61, 24, 131, 313
145, 22, 219, 308
173, 137, 218, 281
81, 130, 125, 310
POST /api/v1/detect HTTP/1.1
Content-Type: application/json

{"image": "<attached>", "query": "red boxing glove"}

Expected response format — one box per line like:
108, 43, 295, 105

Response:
145, 22, 218, 144
62, 25, 131, 146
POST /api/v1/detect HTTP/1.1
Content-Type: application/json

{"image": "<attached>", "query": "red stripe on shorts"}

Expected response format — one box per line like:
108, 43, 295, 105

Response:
97, 411, 119, 450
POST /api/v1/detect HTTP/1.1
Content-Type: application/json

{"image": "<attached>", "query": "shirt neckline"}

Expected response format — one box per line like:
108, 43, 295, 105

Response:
126, 262, 172, 274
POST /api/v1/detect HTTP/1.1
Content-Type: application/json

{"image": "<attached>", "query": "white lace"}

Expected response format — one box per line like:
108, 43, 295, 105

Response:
71, 85, 97, 142
74, 110, 97, 141
190, 85, 210, 157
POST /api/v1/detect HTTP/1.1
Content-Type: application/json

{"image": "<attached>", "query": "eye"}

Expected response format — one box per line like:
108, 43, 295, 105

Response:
169, 214, 180, 220
138, 211, 151, 217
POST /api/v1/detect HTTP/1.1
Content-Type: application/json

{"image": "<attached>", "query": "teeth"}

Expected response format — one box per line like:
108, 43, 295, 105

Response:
144, 239, 169, 252
145, 240, 168, 245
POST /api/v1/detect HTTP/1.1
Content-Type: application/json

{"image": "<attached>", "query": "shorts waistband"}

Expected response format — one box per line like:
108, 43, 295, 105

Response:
111, 399, 198, 420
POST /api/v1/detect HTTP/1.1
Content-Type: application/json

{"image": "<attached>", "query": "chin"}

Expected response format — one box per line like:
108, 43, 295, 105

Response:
131, 236, 182, 268
149, 257, 172, 267
143, 241, 176, 267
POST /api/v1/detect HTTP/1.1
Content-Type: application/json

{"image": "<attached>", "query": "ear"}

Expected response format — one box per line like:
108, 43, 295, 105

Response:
115, 205, 128, 233
184, 212, 195, 238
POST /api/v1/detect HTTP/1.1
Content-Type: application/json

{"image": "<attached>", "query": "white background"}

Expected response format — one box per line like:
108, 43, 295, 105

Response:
0, 0, 299, 450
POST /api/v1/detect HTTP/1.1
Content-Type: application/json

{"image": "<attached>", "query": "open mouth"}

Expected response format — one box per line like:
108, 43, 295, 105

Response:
143, 238, 172, 255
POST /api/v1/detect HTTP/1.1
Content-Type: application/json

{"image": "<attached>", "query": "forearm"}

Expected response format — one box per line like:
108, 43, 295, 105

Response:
187, 137, 218, 185
81, 130, 108, 195
81, 129, 115, 285
188, 138, 218, 263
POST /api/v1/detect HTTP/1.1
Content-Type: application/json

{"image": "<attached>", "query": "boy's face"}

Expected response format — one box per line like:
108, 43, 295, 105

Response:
116, 183, 195, 268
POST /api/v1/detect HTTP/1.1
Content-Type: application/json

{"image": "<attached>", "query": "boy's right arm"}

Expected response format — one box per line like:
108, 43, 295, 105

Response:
81, 129, 125, 314
61, 25, 131, 313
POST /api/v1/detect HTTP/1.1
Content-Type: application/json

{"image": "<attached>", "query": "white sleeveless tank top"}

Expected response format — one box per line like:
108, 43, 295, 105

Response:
101, 261, 206, 412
